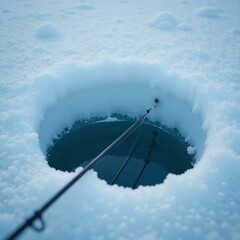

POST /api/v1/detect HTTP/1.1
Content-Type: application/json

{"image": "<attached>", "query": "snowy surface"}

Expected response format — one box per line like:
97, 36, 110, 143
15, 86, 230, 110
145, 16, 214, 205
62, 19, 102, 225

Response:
0, 0, 240, 239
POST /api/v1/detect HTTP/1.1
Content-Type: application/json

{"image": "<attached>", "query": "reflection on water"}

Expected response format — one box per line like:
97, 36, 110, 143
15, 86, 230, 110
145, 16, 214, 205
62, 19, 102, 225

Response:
47, 120, 194, 188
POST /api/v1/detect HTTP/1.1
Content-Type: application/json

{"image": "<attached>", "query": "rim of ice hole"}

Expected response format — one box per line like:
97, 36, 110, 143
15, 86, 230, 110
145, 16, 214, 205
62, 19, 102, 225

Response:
36, 63, 206, 189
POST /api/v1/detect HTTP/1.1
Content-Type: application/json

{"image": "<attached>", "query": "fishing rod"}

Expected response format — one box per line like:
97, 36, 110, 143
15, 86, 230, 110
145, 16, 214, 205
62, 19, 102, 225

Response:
133, 130, 158, 189
4, 98, 159, 240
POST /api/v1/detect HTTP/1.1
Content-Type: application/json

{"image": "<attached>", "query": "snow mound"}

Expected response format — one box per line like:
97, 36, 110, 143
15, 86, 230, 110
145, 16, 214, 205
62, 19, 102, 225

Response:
194, 7, 225, 19
148, 12, 179, 30
35, 24, 61, 41
149, 11, 193, 32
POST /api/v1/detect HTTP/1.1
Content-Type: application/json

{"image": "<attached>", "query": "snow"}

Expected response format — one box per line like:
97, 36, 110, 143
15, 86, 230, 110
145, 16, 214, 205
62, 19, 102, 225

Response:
0, 0, 240, 240
148, 12, 180, 30
187, 146, 196, 155
194, 7, 225, 19
35, 24, 61, 41
148, 11, 193, 32
231, 27, 240, 35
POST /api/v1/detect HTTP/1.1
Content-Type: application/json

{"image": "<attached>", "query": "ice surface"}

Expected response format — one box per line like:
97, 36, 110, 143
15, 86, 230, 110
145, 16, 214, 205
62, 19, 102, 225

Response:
0, 0, 240, 240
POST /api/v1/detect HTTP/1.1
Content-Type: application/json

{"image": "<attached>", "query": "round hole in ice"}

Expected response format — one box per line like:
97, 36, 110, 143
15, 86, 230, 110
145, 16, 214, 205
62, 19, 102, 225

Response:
46, 116, 195, 188
36, 63, 206, 189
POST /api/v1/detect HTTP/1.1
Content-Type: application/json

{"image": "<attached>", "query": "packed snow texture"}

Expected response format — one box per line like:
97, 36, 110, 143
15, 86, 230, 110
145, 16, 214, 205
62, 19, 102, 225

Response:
0, 0, 240, 240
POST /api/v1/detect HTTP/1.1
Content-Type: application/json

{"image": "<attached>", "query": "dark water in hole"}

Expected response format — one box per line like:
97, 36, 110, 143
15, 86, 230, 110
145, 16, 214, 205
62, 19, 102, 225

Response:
47, 120, 194, 188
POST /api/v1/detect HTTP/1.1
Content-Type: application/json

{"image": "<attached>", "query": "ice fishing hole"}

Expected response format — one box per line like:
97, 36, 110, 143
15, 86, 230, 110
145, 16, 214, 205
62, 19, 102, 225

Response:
46, 116, 195, 189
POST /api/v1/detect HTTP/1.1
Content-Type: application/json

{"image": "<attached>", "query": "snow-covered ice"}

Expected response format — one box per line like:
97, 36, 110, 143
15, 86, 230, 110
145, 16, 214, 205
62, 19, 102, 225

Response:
0, 0, 240, 240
